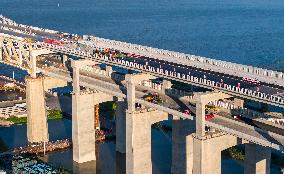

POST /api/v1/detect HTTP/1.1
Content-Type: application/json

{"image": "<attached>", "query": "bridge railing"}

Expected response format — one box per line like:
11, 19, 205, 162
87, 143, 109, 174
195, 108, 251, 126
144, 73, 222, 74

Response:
87, 36, 284, 87
39, 43, 284, 107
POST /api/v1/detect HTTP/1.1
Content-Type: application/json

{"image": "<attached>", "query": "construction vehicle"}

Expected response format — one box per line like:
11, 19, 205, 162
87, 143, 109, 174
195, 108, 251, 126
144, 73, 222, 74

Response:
24, 37, 34, 44
143, 92, 163, 104
205, 105, 221, 112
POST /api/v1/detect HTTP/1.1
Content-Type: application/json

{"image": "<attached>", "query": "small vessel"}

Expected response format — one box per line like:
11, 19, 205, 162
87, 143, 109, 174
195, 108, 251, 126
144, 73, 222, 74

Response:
57, 3, 60, 7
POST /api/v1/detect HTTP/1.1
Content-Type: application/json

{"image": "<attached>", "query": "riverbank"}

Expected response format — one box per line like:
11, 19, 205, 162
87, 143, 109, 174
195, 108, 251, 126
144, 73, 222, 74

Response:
225, 146, 284, 169
0, 109, 64, 126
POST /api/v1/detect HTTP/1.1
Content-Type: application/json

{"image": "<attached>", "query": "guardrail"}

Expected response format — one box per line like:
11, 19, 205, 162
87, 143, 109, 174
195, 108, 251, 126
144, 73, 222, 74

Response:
86, 36, 284, 87
40, 43, 284, 108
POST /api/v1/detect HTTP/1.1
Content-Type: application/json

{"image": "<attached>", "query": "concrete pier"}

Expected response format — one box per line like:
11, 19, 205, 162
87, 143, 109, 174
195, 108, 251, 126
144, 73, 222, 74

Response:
0, 40, 3, 61
115, 99, 127, 153
126, 110, 168, 174
193, 134, 240, 174
26, 76, 48, 143
62, 54, 68, 66
234, 98, 244, 108
72, 92, 97, 163
172, 118, 195, 174
244, 143, 271, 174
162, 79, 172, 93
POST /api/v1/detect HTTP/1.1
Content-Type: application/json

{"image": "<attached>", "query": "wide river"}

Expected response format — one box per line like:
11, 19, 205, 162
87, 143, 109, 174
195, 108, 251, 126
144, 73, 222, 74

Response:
0, 0, 284, 173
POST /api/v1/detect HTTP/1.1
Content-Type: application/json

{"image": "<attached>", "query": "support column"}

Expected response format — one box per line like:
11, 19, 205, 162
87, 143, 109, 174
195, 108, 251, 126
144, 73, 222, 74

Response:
162, 79, 172, 93
18, 44, 23, 66
30, 50, 37, 78
116, 99, 127, 153
193, 136, 221, 174
0, 38, 3, 61
0, 46, 2, 61
126, 76, 135, 174
172, 119, 195, 174
72, 92, 96, 163
196, 101, 206, 137
127, 111, 154, 174
26, 76, 48, 143
106, 65, 113, 77
62, 54, 68, 66
244, 143, 271, 174
73, 65, 80, 93
234, 98, 244, 108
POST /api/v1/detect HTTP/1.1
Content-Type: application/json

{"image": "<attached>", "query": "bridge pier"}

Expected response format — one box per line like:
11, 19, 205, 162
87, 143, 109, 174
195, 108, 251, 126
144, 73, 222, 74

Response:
234, 98, 244, 108
105, 65, 113, 77
126, 110, 168, 174
115, 99, 127, 153
162, 79, 172, 93
171, 118, 195, 174
62, 54, 68, 66
244, 143, 271, 174
0, 38, 3, 61
26, 76, 48, 143
193, 134, 240, 174
72, 91, 97, 163
193, 92, 235, 174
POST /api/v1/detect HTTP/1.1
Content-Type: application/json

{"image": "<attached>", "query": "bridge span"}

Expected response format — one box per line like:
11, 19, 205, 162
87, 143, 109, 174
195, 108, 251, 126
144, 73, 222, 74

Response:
0, 16, 283, 174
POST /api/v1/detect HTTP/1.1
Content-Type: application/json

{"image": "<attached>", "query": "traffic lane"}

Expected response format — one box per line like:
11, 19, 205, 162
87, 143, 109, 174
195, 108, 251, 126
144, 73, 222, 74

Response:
208, 117, 284, 146
40, 42, 284, 96
113, 55, 284, 96
0, 23, 59, 40
40, 42, 282, 100
0, 28, 42, 40
217, 111, 284, 136
99, 49, 284, 91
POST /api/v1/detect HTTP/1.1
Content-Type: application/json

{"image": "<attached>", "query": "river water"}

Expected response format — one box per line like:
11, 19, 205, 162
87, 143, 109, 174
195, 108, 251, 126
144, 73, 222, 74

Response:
0, 0, 284, 173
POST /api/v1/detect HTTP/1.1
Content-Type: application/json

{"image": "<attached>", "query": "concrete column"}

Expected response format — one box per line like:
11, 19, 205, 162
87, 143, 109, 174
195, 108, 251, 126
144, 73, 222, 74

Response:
126, 111, 155, 174
18, 44, 23, 66
125, 110, 134, 174
26, 76, 48, 143
172, 119, 195, 174
162, 79, 172, 93
234, 98, 244, 108
126, 79, 135, 112
244, 143, 271, 174
3, 45, 11, 61
196, 102, 206, 137
193, 136, 221, 174
116, 99, 127, 153
62, 54, 68, 66
73, 66, 80, 94
126, 76, 136, 174
106, 65, 113, 77
0, 39, 3, 61
30, 50, 37, 78
72, 92, 96, 163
